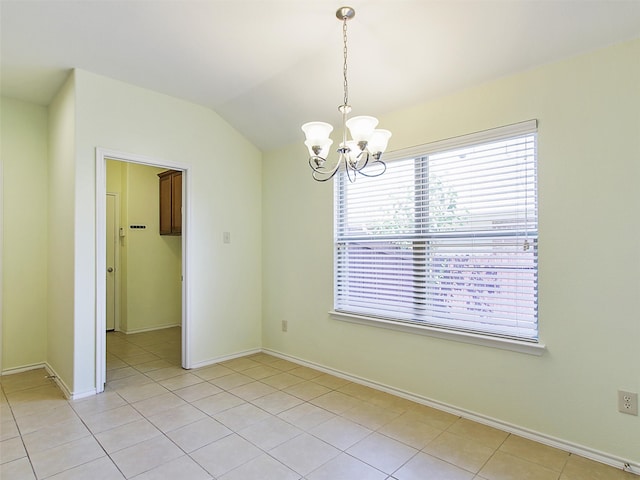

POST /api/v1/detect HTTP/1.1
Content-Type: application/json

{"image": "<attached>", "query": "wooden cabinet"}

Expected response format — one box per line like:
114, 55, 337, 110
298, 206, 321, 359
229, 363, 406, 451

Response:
158, 170, 182, 235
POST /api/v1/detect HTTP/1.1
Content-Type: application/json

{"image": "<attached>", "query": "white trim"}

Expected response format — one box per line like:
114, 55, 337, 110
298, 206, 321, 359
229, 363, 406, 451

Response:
122, 324, 181, 335
181, 162, 191, 369
334, 119, 541, 353
106, 192, 121, 332
330, 311, 546, 356
44, 363, 96, 400
43, 363, 72, 399
1, 363, 94, 399
383, 119, 538, 163
95, 147, 191, 392
189, 348, 262, 370
2, 363, 72, 396
262, 348, 638, 475
96, 152, 107, 391
1, 362, 49, 376
0, 152, 3, 375
69, 389, 99, 401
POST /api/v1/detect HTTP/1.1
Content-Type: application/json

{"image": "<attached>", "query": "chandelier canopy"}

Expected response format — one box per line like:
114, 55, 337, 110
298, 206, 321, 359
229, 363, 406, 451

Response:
302, 6, 391, 182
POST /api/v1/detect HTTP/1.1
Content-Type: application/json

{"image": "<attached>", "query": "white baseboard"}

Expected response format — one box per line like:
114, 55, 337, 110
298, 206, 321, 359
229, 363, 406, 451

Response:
189, 348, 262, 370
4, 349, 636, 474
1, 362, 96, 400
42, 363, 73, 399
67, 388, 98, 400
1, 362, 48, 376
121, 324, 181, 335
43, 363, 96, 400
262, 348, 639, 476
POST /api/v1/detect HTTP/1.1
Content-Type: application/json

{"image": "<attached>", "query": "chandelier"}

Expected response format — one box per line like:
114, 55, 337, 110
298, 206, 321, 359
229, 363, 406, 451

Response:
302, 6, 391, 182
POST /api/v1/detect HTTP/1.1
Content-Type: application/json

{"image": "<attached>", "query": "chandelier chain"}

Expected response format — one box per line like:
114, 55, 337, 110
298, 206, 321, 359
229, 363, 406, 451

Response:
342, 16, 349, 107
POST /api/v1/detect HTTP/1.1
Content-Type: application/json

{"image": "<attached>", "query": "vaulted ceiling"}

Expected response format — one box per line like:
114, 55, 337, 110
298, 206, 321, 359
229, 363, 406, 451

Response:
2, 0, 639, 151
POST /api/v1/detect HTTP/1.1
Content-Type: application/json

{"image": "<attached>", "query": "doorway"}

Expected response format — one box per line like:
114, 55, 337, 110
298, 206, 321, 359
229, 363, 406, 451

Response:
95, 148, 190, 394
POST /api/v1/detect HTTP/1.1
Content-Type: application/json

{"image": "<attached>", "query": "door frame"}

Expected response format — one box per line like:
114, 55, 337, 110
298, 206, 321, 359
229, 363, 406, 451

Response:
105, 192, 121, 332
95, 148, 191, 393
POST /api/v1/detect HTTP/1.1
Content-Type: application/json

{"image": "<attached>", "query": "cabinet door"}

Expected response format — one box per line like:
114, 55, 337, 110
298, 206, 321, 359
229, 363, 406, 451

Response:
171, 172, 182, 235
159, 173, 173, 235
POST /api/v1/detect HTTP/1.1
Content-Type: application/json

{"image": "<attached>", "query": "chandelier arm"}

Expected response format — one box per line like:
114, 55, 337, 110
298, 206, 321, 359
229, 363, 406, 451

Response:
356, 159, 387, 178
308, 156, 324, 172
308, 154, 342, 175
345, 160, 358, 183
312, 167, 340, 182
352, 150, 369, 170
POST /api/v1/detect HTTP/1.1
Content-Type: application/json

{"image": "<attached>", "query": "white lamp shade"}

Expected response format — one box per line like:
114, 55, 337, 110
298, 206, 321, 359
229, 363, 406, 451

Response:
305, 138, 333, 158
345, 115, 378, 143
367, 129, 392, 154
301, 122, 333, 146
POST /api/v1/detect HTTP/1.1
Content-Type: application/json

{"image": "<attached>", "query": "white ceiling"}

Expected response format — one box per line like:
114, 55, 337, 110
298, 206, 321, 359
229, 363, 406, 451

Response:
2, 0, 640, 151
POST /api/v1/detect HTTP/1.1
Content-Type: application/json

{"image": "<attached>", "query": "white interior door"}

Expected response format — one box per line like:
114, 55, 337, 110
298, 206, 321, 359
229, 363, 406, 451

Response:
106, 194, 117, 331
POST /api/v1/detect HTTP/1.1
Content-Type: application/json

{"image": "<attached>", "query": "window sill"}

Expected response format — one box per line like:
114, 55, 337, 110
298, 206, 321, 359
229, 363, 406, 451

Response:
329, 311, 547, 356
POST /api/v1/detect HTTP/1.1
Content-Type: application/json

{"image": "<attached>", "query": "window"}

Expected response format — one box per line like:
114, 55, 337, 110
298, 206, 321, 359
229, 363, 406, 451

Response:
334, 120, 538, 342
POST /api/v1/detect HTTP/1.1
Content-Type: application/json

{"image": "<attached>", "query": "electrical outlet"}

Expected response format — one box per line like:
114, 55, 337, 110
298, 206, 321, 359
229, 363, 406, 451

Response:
282, 320, 288, 332
618, 390, 638, 416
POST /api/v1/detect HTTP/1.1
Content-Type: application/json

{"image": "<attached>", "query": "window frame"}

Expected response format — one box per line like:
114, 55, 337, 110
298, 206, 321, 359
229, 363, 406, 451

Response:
331, 120, 545, 355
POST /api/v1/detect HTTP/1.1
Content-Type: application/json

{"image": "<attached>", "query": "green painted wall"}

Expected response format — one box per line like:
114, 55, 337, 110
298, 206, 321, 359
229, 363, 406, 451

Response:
1, 97, 48, 371
47, 74, 76, 390
262, 38, 640, 463
72, 70, 263, 394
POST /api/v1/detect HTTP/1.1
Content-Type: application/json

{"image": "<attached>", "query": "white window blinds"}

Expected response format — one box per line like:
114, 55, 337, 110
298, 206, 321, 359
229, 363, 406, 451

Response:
334, 121, 538, 341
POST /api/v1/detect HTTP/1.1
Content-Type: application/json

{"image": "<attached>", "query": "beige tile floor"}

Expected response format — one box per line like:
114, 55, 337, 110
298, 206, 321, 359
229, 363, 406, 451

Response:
1, 327, 636, 479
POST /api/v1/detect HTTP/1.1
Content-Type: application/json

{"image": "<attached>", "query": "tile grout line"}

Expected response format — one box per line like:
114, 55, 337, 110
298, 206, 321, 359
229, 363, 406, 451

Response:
107, 336, 411, 478
6, 330, 628, 479
0, 383, 39, 479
